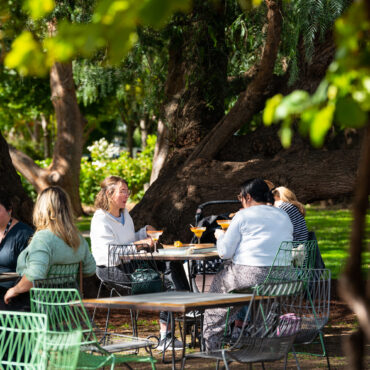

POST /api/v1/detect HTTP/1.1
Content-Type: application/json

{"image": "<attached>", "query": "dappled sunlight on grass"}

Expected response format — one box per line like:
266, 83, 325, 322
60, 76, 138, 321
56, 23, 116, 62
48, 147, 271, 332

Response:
306, 208, 370, 279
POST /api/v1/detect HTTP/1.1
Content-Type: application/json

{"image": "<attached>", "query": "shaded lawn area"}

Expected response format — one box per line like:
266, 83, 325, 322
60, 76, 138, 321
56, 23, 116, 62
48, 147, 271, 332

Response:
305, 207, 370, 279
77, 207, 370, 279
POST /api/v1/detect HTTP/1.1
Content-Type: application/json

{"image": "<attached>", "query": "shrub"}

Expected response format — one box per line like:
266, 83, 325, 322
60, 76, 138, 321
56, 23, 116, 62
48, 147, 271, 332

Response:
19, 136, 155, 204
79, 136, 155, 204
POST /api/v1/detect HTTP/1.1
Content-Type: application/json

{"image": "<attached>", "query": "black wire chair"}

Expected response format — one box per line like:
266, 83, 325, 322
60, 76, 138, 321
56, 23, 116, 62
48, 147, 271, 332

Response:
182, 280, 304, 370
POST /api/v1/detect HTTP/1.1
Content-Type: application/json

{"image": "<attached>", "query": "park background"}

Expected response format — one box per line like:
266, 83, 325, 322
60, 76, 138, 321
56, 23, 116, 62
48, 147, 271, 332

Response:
0, 0, 369, 367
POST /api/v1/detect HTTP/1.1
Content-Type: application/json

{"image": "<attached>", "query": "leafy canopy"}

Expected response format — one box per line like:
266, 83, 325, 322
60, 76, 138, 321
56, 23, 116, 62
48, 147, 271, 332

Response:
3, 0, 192, 76
263, 0, 369, 147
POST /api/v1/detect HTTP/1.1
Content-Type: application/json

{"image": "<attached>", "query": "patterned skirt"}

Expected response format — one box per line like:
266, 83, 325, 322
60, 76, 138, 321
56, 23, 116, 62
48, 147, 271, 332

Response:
203, 263, 270, 351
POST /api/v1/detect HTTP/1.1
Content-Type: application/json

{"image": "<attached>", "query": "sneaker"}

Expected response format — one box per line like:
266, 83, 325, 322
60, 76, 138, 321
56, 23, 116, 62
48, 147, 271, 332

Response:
156, 334, 184, 352
185, 310, 201, 318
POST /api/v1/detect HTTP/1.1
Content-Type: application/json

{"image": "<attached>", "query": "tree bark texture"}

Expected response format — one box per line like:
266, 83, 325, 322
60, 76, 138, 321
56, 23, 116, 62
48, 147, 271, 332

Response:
9, 62, 85, 215
150, 119, 169, 185
187, 0, 283, 162
163, 0, 228, 149
339, 123, 370, 369
132, 130, 361, 242
0, 131, 33, 225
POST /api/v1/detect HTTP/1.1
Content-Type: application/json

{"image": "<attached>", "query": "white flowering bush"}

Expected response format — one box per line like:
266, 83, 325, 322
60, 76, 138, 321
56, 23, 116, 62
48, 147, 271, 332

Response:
19, 137, 155, 204
79, 136, 155, 204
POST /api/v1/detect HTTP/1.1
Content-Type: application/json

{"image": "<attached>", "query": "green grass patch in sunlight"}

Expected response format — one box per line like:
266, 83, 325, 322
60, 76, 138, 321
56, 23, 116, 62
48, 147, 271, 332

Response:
76, 216, 92, 232
305, 207, 370, 279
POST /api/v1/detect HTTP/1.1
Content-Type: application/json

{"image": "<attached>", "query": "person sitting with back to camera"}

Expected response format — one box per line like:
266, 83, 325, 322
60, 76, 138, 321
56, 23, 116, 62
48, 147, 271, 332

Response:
0, 192, 34, 310
203, 178, 293, 352
4, 186, 96, 309
272, 186, 309, 242
90, 175, 189, 351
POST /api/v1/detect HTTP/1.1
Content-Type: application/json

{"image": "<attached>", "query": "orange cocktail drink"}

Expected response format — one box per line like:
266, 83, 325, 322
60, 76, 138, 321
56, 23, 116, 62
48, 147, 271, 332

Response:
216, 220, 231, 230
190, 227, 206, 243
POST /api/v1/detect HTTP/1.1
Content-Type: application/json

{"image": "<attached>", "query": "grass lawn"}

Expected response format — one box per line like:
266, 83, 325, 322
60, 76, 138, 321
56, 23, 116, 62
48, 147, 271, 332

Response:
305, 207, 370, 279
77, 207, 370, 280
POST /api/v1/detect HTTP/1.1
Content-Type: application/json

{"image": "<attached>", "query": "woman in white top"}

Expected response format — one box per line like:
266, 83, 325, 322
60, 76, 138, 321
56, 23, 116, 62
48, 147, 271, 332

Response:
90, 176, 153, 267
90, 175, 186, 351
203, 178, 293, 352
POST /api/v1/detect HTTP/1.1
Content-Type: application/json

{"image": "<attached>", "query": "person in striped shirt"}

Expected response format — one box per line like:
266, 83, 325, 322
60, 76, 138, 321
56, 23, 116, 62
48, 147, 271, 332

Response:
272, 186, 309, 242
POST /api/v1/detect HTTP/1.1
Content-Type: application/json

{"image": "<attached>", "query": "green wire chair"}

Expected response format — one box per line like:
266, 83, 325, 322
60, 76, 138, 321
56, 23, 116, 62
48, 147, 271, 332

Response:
0, 310, 48, 369
262, 240, 317, 284
291, 268, 331, 369
0, 310, 82, 370
30, 287, 156, 370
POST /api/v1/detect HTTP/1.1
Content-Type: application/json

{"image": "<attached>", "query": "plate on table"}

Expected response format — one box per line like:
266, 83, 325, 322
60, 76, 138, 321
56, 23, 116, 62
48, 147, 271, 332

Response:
157, 247, 190, 255
161, 243, 215, 250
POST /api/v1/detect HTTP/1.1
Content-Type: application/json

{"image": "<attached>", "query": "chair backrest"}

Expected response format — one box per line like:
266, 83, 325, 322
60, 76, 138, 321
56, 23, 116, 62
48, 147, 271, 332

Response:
230, 280, 304, 360
271, 240, 317, 268
30, 287, 97, 347
47, 263, 80, 278
295, 268, 331, 344
0, 310, 47, 369
108, 244, 163, 295
261, 240, 317, 286
33, 263, 83, 295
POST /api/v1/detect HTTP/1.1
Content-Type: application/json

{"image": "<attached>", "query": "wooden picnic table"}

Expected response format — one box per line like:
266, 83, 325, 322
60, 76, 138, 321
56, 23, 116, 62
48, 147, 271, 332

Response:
82, 291, 254, 370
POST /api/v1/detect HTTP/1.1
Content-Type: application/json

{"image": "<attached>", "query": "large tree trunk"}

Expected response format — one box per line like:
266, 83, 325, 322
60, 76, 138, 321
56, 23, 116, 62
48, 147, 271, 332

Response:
339, 123, 370, 369
133, 0, 344, 234
163, 0, 228, 150
0, 132, 33, 225
187, 0, 283, 162
133, 127, 362, 242
139, 115, 149, 149
9, 62, 85, 215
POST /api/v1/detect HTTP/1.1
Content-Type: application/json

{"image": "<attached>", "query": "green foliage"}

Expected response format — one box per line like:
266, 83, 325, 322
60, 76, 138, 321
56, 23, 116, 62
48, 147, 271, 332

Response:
23, 0, 55, 21
263, 0, 369, 147
79, 136, 155, 204
280, 0, 349, 84
4, 0, 191, 75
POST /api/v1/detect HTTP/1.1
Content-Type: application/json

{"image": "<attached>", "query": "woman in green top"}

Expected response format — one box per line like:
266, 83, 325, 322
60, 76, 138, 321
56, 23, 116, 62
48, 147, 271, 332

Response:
4, 186, 96, 306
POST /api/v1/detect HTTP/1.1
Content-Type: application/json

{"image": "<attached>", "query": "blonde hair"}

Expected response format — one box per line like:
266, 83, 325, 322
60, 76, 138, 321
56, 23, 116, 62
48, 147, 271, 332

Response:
273, 186, 306, 216
33, 186, 81, 250
264, 180, 275, 190
94, 176, 128, 211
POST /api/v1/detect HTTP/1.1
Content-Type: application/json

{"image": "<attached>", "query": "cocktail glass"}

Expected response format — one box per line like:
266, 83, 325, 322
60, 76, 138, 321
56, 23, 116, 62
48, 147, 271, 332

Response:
147, 230, 163, 253
216, 220, 231, 230
190, 227, 206, 244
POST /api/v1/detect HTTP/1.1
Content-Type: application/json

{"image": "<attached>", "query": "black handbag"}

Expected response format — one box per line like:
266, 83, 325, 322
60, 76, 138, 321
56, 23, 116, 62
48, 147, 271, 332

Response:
130, 268, 163, 295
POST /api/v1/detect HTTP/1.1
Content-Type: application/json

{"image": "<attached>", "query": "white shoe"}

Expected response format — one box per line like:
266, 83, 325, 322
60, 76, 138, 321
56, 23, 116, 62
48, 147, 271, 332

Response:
156, 335, 183, 352
185, 310, 201, 318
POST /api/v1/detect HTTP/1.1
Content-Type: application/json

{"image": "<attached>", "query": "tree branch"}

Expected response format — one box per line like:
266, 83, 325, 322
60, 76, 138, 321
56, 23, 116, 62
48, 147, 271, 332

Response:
186, 0, 283, 163
9, 146, 49, 192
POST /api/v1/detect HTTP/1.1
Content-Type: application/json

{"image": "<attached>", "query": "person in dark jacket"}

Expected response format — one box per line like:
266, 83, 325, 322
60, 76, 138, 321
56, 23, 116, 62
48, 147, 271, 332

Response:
0, 192, 34, 309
